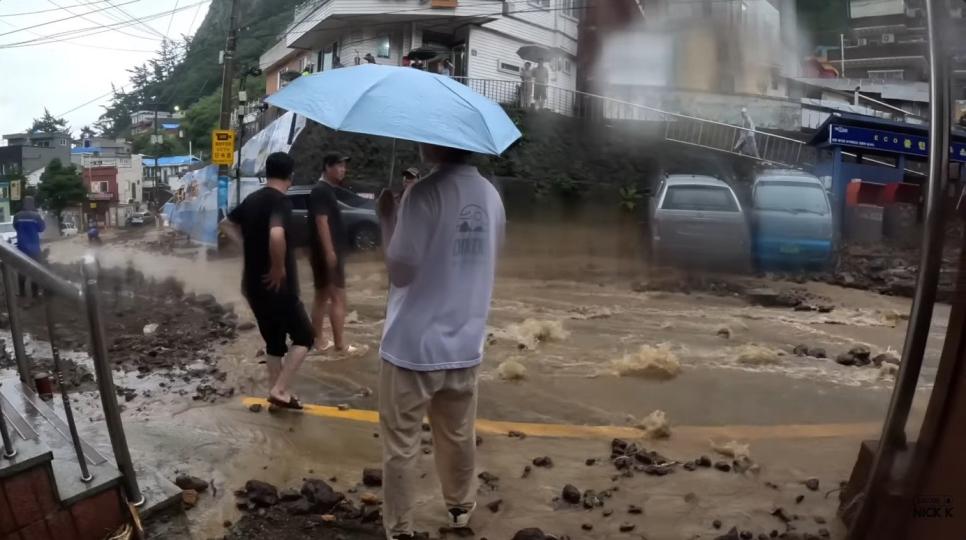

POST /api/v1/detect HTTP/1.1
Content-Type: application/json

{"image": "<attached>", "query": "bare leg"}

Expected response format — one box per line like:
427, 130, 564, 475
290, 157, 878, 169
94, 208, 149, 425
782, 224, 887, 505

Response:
270, 345, 309, 401
265, 354, 282, 388
311, 288, 329, 350
329, 286, 347, 351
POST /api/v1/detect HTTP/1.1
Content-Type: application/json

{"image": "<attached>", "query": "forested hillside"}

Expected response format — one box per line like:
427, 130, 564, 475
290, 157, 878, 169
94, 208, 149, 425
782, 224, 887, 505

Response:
96, 0, 302, 155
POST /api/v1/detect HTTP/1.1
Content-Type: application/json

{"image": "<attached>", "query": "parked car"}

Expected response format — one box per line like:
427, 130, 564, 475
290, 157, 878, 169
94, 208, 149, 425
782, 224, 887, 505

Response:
287, 185, 381, 251
0, 221, 16, 245
650, 174, 751, 271
751, 169, 834, 270
126, 211, 155, 226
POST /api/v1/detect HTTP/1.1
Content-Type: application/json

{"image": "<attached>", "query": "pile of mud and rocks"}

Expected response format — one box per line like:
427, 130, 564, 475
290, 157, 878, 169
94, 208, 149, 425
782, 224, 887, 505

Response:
822, 244, 958, 301
0, 263, 242, 402
206, 433, 836, 540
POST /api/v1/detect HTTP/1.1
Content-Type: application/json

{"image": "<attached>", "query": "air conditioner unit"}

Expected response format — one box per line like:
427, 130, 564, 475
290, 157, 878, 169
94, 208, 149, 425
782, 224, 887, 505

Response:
882, 33, 895, 44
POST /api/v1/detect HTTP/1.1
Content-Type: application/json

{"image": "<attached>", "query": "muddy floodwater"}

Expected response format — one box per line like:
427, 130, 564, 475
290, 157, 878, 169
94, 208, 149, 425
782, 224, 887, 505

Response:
37, 215, 944, 539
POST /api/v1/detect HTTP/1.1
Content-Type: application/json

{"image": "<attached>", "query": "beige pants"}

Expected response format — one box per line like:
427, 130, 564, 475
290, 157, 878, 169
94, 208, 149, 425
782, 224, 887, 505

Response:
379, 360, 479, 536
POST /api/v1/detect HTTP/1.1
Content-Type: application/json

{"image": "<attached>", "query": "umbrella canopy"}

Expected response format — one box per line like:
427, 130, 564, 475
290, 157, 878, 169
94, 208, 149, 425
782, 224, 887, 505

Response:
517, 44, 560, 63
408, 45, 449, 61
265, 64, 521, 156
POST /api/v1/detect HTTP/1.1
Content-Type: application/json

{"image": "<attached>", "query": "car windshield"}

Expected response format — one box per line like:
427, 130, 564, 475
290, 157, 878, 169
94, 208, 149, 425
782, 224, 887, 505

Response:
662, 185, 739, 212
0, 223, 13, 234
755, 181, 829, 215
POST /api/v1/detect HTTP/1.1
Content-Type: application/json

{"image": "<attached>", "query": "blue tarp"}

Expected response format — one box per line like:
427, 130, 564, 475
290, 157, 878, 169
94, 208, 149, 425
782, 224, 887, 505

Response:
162, 165, 220, 246
162, 166, 264, 248
161, 123, 181, 129
71, 147, 101, 154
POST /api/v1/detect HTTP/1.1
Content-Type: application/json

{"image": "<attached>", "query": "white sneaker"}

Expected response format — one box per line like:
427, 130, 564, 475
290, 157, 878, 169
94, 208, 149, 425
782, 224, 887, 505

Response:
447, 502, 476, 528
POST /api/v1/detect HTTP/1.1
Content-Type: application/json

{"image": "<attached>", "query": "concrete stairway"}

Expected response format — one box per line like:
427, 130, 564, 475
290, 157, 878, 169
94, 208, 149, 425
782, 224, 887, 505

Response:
0, 376, 180, 539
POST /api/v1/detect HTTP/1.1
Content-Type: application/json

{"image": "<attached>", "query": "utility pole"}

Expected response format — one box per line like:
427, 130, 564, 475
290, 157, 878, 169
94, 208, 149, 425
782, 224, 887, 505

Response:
219, 0, 241, 207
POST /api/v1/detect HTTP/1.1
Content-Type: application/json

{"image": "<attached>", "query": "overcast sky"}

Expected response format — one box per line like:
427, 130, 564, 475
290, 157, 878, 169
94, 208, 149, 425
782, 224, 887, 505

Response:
0, 0, 211, 138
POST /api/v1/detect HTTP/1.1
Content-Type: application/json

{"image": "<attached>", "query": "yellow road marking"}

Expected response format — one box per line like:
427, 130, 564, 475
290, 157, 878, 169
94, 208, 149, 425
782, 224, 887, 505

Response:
242, 397, 879, 441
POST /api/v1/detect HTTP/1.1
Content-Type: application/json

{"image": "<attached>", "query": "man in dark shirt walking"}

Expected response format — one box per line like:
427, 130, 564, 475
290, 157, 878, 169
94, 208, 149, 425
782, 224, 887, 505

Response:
308, 153, 353, 354
220, 152, 313, 408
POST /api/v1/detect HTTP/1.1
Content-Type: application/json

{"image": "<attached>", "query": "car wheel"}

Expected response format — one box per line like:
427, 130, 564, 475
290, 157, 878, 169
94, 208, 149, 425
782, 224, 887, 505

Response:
352, 223, 380, 251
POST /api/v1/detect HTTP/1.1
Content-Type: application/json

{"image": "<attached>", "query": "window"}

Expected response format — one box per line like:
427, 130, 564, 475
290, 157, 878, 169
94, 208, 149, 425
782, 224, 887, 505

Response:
377, 36, 391, 58
563, 0, 585, 19
754, 182, 829, 215
868, 69, 904, 80
91, 181, 110, 193
528, 0, 550, 9
662, 185, 739, 212
562, 59, 572, 74
497, 60, 522, 75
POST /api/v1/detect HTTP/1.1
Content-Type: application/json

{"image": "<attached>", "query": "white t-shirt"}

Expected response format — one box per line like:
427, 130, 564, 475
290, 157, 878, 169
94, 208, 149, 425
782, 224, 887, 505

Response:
380, 164, 506, 371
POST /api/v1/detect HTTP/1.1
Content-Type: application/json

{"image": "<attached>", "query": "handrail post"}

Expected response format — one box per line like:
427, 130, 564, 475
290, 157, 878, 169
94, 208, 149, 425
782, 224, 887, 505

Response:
0, 385, 15, 459
45, 297, 93, 483
1, 263, 30, 384
80, 256, 143, 506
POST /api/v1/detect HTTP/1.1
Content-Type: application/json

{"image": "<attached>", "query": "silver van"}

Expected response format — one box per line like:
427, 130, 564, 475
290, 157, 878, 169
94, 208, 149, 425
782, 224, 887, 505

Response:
751, 169, 834, 270
650, 175, 751, 271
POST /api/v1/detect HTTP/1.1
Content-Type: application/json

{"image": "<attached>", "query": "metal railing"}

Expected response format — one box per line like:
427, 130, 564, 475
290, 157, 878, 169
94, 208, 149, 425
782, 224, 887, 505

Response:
0, 245, 142, 506
454, 76, 815, 168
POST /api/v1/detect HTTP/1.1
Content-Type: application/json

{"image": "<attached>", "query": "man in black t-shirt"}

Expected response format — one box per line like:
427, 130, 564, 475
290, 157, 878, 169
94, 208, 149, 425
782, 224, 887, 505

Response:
308, 153, 353, 354
220, 152, 313, 409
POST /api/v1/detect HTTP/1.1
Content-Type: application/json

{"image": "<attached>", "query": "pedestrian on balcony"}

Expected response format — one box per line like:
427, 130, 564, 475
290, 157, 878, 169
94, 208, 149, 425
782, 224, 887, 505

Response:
520, 61, 534, 109
533, 60, 550, 110
12, 195, 45, 298
440, 59, 455, 77
375, 143, 506, 539
218, 152, 313, 410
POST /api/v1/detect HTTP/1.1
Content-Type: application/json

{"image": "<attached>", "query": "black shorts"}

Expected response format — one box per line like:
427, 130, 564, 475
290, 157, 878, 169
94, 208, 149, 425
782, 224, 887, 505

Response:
247, 292, 314, 357
311, 255, 346, 290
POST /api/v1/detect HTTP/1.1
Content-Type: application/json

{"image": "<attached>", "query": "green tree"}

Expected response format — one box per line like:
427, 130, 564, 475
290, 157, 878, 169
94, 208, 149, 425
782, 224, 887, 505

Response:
182, 92, 221, 157
131, 133, 187, 156
37, 159, 86, 224
29, 108, 70, 135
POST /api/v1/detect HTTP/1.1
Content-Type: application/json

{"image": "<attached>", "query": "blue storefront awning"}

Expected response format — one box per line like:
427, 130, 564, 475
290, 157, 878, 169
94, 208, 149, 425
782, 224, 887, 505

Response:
810, 112, 966, 163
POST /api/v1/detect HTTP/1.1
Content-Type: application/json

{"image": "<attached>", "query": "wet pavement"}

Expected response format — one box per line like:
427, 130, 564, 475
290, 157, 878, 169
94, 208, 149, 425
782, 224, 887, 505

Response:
33, 227, 946, 539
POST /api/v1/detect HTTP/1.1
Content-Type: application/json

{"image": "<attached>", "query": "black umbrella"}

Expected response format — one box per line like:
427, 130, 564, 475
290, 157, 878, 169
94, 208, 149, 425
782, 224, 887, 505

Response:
407, 45, 449, 61
517, 45, 560, 63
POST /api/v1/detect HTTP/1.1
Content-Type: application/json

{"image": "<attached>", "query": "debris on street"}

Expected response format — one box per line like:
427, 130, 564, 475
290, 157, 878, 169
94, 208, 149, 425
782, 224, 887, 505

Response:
636, 409, 671, 439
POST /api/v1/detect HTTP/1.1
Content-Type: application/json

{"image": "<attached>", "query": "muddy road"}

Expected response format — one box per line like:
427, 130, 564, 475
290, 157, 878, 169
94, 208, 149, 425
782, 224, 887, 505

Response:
38, 224, 943, 539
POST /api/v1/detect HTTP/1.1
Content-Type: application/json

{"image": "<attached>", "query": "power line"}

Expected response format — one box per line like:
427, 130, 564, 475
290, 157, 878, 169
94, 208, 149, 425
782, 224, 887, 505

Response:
57, 88, 119, 116
45, 0, 160, 41
0, 0, 206, 47
103, 0, 168, 39
165, 0, 179, 37
0, 9, 155, 51
0, 0, 142, 38
0, 0, 114, 17
77, 0, 164, 40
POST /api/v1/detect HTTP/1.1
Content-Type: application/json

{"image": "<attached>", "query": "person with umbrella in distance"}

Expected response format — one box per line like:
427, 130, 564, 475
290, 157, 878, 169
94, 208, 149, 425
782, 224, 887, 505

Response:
533, 59, 550, 110
218, 152, 313, 409
520, 61, 534, 109
265, 65, 519, 537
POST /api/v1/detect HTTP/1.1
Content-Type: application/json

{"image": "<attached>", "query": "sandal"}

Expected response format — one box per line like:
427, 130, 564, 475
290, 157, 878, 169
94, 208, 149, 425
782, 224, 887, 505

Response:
267, 394, 303, 410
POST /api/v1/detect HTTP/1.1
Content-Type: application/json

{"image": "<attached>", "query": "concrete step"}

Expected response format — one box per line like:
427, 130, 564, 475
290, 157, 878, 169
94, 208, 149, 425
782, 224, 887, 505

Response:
0, 374, 179, 517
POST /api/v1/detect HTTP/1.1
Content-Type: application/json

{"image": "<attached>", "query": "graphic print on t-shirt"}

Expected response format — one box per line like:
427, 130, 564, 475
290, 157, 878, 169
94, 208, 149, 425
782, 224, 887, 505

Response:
454, 204, 488, 260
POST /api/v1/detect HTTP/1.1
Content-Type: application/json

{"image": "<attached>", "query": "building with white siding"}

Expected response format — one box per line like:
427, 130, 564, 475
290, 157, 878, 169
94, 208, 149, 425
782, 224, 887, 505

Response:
260, 0, 581, 111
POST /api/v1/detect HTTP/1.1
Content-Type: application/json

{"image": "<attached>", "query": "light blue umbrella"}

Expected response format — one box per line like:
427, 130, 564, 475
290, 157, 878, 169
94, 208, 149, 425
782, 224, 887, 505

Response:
265, 64, 521, 156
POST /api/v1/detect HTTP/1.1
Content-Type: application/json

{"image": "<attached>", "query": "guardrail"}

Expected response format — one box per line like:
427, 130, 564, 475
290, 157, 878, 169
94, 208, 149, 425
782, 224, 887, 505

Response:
0, 245, 142, 506
453, 76, 815, 168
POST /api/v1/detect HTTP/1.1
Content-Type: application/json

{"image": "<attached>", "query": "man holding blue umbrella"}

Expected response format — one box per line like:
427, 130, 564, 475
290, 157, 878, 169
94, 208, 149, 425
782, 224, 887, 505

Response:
265, 65, 519, 537
376, 142, 505, 538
